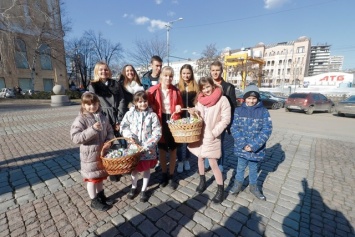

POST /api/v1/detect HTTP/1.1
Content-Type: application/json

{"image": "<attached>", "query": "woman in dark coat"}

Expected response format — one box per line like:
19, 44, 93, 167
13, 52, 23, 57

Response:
88, 61, 125, 181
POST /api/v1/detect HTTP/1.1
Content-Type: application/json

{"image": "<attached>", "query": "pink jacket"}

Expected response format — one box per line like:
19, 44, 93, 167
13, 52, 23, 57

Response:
188, 96, 231, 159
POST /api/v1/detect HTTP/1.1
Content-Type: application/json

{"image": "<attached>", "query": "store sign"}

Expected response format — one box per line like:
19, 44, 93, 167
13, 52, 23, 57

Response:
319, 75, 344, 82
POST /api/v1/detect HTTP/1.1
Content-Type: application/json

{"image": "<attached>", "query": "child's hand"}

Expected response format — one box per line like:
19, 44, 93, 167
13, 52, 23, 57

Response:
93, 121, 102, 131
126, 138, 136, 144
187, 107, 197, 115
244, 145, 252, 152
101, 142, 111, 155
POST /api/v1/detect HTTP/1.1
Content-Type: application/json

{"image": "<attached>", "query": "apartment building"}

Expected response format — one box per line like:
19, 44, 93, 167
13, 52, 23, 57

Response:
0, 0, 67, 91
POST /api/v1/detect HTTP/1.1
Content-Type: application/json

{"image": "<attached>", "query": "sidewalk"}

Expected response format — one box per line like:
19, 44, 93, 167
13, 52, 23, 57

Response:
0, 105, 354, 237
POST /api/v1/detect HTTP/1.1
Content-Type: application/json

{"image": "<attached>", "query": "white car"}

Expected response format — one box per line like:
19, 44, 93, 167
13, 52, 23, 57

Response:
0, 88, 15, 98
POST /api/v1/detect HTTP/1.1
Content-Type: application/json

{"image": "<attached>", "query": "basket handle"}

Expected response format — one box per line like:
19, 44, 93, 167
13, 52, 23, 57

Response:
170, 108, 201, 121
100, 137, 143, 157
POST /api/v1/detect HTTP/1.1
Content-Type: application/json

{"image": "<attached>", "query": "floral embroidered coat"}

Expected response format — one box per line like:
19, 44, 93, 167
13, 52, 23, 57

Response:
120, 107, 162, 160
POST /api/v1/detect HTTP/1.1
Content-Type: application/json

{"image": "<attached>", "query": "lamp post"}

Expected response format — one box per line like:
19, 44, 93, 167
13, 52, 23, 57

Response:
165, 17, 183, 66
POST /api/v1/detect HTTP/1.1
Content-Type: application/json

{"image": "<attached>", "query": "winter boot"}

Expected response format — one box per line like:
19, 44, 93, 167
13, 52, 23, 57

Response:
97, 190, 114, 205
109, 175, 121, 182
90, 196, 110, 211
168, 174, 176, 190
229, 181, 243, 195
196, 175, 206, 193
140, 191, 149, 202
160, 173, 169, 187
249, 184, 266, 201
212, 184, 224, 204
127, 188, 137, 200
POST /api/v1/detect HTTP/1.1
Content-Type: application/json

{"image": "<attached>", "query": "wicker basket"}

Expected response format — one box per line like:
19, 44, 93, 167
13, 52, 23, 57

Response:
100, 137, 142, 175
168, 110, 203, 143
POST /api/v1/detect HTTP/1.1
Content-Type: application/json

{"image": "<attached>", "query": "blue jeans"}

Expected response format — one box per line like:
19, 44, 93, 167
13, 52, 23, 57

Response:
235, 157, 258, 185
177, 143, 190, 162
204, 130, 226, 171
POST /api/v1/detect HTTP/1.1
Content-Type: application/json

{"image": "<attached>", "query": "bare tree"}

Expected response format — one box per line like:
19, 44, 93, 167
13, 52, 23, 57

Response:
0, 0, 70, 88
66, 31, 123, 89
66, 37, 95, 89
84, 30, 123, 66
127, 35, 167, 70
196, 43, 222, 77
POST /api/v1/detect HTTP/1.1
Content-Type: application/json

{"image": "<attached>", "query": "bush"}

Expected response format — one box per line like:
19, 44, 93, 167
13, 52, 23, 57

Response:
66, 90, 81, 99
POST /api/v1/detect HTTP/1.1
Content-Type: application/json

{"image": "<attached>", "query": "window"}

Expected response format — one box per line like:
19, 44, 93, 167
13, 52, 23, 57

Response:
15, 39, 29, 69
18, 78, 32, 90
39, 44, 53, 70
0, 77, 5, 88
296, 46, 305, 53
278, 60, 282, 65
43, 78, 54, 91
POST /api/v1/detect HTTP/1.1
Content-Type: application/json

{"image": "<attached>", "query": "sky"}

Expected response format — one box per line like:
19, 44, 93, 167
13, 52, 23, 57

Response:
62, 0, 355, 70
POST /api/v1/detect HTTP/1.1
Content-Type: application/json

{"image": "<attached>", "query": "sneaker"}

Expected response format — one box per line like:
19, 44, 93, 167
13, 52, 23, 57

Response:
184, 161, 191, 171
177, 162, 184, 173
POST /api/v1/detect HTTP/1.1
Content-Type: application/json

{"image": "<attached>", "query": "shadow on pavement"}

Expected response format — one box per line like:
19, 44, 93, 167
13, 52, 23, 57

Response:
283, 178, 355, 237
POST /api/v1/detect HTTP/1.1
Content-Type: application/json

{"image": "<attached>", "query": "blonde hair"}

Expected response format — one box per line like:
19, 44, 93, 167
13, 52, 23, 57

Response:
159, 66, 174, 82
92, 61, 112, 82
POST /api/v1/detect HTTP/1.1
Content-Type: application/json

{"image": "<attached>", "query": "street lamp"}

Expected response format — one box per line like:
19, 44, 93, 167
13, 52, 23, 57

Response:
165, 17, 183, 66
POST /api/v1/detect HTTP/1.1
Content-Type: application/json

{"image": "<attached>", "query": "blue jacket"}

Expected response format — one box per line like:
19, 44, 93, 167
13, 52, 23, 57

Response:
231, 102, 272, 161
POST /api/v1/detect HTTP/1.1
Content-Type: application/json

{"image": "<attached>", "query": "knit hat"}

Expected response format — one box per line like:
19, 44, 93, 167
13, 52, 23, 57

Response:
243, 84, 260, 100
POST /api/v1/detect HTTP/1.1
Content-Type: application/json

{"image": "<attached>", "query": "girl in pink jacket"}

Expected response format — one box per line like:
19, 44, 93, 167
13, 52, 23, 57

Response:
188, 77, 231, 203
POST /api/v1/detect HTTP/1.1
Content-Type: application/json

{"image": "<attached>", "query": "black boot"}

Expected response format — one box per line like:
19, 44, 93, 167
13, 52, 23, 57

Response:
212, 184, 224, 204
249, 184, 266, 201
90, 196, 110, 211
168, 174, 176, 190
160, 173, 169, 187
229, 181, 243, 195
196, 175, 206, 193
140, 191, 149, 202
109, 175, 121, 182
97, 190, 114, 205
127, 188, 137, 200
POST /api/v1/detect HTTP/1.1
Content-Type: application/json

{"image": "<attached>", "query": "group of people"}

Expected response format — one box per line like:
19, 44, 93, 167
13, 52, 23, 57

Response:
70, 55, 273, 211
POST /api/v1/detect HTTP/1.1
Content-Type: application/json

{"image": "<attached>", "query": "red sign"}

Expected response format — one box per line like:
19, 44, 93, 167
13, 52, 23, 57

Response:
319, 75, 344, 82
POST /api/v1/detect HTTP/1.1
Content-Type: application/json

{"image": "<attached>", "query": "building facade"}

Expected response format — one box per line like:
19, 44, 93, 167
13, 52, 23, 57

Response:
308, 44, 331, 76
0, 0, 67, 91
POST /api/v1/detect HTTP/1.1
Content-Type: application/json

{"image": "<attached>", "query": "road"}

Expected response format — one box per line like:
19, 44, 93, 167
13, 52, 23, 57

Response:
0, 103, 354, 237
269, 108, 355, 142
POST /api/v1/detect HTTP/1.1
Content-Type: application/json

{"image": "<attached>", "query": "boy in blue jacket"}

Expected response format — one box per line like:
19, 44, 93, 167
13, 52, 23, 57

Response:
230, 85, 272, 200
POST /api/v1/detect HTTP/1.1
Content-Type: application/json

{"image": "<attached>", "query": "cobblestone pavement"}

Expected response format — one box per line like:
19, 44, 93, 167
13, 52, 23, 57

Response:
0, 105, 354, 237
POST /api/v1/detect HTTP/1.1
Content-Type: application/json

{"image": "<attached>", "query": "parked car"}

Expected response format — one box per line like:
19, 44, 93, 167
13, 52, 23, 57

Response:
259, 91, 286, 107
335, 95, 355, 117
235, 92, 282, 109
0, 88, 15, 98
285, 92, 334, 115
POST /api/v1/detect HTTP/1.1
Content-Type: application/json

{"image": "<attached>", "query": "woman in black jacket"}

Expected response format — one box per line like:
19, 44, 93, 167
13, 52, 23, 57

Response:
89, 61, 125, 181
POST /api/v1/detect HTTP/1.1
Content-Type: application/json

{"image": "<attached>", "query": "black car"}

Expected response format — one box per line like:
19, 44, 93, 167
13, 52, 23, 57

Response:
235, 93, 282, 109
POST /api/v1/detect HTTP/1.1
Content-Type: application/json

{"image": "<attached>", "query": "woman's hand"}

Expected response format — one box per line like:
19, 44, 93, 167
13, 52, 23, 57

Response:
175, 105, 182, 113
114, 123, 120, 131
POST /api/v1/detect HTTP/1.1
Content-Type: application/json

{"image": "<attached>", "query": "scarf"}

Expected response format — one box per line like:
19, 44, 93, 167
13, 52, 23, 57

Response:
198, 87, 222, 107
